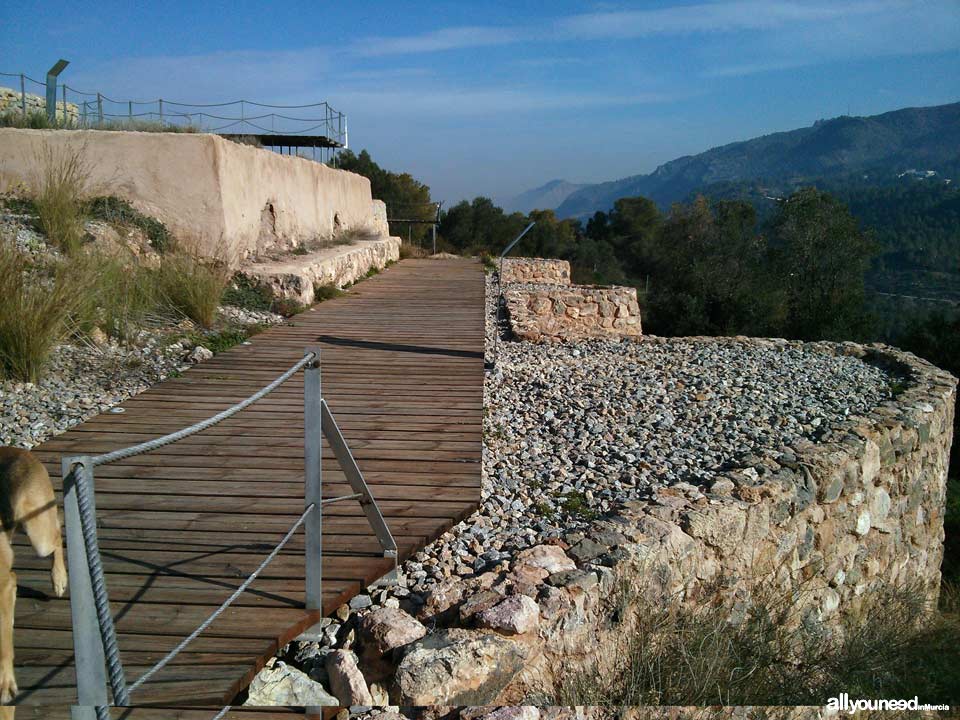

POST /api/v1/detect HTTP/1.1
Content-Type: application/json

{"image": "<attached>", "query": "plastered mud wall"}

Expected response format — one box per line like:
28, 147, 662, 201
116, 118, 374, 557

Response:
0, 128, 383, 264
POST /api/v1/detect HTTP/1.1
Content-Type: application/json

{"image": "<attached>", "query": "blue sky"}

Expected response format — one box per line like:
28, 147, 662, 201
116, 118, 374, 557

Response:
3, 1, 959, 204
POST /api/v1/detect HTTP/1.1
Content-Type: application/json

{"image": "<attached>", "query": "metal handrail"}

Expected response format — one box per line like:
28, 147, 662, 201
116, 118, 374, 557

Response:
61, 349, 396, 719
489, 222, 536, 371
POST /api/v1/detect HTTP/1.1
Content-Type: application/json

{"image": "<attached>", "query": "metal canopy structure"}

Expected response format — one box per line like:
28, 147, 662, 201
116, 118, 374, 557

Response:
218, 133, 344, 150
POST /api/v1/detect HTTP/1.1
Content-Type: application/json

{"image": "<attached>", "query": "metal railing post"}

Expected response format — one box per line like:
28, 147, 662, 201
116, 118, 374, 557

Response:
303, 347, 323, 610
19, 74, 26, 119
96, 93, 103, 127
62, 457, 108, 719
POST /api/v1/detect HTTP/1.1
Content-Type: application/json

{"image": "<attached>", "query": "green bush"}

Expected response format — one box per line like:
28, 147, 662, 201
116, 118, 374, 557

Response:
313, 283, 344, 302
222, 275, 273, 312
0, 242, 84, 381
0, 109, 74, 129
87, 196, 172, 252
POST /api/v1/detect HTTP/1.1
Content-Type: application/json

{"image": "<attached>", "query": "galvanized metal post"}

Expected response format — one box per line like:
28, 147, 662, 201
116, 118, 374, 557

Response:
19, 74, 26, 118
96, 94, 103, 126
303, 347, 323, 610
45, 59, 68, 125
158, 99, 163, 124
61, 84, 67, 124
62, 457, 108, 719
128, 100, 132, 121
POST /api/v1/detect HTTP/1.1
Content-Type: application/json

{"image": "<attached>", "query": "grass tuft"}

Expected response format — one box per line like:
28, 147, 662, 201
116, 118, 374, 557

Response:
0, 242, 84, 381
153, 253, 231, 328
313, 283, 344, 303
399, 243, 428, 260
547, 580, 959, 707
32, 144, 90, 254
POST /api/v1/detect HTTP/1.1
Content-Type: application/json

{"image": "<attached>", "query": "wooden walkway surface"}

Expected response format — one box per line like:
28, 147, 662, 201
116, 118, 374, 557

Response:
11, 258, 485, 717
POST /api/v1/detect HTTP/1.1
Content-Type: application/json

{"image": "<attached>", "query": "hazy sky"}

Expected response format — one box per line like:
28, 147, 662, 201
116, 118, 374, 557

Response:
4, 1, 959, 204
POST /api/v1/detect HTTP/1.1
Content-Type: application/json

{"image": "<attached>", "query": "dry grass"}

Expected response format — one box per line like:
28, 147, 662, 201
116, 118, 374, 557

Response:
32, 143, 91, 254
547, 580, 960, 707
153, 252, 231, 329
0, 242, 85, 381
399, 243, 429, 259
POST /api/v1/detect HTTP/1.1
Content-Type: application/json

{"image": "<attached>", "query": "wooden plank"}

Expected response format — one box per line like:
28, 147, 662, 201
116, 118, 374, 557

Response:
11, 258, 483, 711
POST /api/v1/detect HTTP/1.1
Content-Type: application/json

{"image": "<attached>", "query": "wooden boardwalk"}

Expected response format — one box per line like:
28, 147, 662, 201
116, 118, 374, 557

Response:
12, 258, 485, 717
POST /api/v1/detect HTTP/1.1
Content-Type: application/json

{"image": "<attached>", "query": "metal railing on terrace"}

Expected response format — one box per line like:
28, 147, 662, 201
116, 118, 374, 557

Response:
0, 71, 347, 147
60, 347, 395, 719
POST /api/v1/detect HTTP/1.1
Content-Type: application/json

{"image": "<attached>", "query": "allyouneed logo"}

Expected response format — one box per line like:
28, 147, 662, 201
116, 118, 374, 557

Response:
827, 694, 950, 714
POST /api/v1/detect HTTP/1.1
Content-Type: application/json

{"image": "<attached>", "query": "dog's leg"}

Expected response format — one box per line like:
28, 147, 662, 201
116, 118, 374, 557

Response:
0, 536, 17, 705
21, 498, 67, 598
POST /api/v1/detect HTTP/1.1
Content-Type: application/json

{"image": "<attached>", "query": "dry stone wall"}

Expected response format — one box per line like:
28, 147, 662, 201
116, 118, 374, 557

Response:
500, 259, 571, 285
0, 87, 79, 123
504, 285, 642, 342
326, 339, 955, 706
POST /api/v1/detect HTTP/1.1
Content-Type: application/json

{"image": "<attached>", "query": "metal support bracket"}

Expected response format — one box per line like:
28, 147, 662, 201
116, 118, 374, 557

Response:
320, 398, 398, 560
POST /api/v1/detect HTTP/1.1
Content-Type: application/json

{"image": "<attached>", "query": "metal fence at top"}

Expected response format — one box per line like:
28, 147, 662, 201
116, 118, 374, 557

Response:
0, 70, 347, 146
61, 347, 396, 720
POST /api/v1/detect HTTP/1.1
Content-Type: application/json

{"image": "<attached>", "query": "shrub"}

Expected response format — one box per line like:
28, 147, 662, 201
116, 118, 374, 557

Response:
271, 297, 306, 318
222, 275, 273, 312
399, 243, 428, 259
0, 109, 74, 129
0, 242, 83, 381
313, 283, 344, 302
32, 144, 90, 254
87, 196, 172, 252
153, 253, 231, 328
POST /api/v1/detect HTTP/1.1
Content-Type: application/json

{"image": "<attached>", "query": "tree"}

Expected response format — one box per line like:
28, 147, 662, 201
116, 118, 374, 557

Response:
769, 188, 877, 340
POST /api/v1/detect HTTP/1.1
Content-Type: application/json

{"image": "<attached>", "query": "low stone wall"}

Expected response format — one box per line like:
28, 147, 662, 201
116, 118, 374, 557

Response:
311, 340, 954, 706
500, 258, 571, 285
0, 87, 79, 123
372, 200, 390, 237
504, 285, 642, 342
240, 237, 401, 305
0, 128, 385, 264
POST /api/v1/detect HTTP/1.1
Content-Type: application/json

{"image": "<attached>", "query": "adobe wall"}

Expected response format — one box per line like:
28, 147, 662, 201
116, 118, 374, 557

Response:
0, 128, 383, 264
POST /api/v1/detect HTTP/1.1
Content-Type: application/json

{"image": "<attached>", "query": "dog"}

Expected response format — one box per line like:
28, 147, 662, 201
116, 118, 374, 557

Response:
0, 447, 68, 705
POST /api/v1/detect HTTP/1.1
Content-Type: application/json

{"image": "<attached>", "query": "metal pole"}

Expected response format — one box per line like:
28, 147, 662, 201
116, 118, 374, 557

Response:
490, 221, 536, 371
158, 99, 163, 124
62, 457, 109, 719
128, 100, 132, 121
97, 94, 103, 126
19, 74, 26, 118
303, 347, 323, 610
61, 85, 67, 124
45, 59, 69, 125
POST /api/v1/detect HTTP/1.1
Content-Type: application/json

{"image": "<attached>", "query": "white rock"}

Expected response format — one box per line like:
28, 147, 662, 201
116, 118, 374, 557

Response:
244, 660, 338, 706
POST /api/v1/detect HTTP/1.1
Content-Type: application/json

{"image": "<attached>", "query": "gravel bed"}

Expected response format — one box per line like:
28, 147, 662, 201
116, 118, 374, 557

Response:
346, 273, 897, 605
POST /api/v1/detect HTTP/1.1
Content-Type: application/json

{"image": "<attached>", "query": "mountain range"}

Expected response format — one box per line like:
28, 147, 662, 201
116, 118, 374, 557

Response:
505, 101, 960, 219
500, 179, 589, 214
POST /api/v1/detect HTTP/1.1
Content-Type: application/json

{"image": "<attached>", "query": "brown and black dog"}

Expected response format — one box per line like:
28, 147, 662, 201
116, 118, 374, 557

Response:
0, 447, 68, 706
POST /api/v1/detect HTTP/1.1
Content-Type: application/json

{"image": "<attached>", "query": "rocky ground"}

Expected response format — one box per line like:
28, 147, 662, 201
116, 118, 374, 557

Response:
267, 272, 900, 707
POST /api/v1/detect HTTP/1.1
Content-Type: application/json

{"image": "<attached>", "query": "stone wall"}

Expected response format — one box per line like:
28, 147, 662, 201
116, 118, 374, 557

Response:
240, 237, 401, 305
0, 128, 386, 265
324, 339, 955, 706
500, 258, 571, 285
0, 87, 79, 123
504, 285, 642, 342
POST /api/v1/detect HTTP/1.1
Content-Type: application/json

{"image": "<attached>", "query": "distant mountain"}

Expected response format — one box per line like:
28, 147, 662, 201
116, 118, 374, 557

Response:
502, 179, 589, 214
555, 101, 960, 219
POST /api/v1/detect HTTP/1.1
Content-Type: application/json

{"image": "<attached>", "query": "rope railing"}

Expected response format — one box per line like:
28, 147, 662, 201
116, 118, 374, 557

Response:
60, 349, 397, 719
